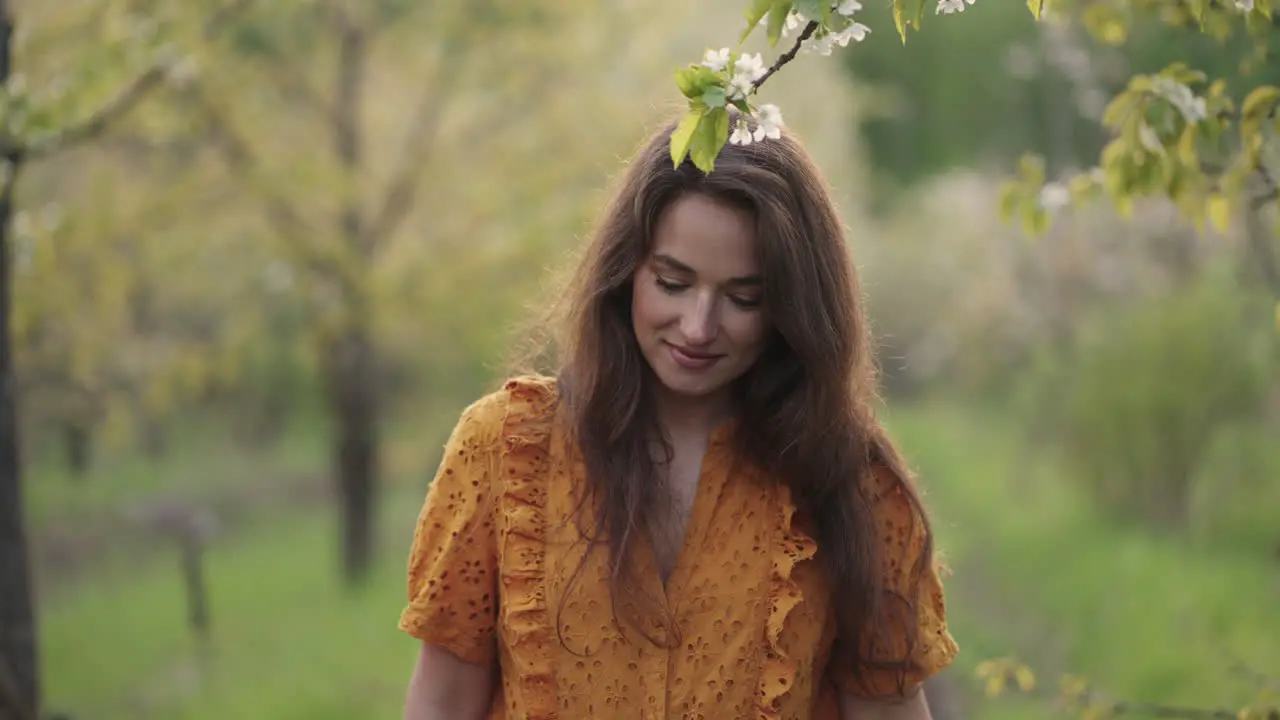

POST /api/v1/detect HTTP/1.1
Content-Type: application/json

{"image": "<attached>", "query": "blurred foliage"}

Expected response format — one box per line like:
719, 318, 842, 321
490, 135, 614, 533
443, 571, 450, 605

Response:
1016, 266, 1277, 531
993, 3, 1280, 284
8, 0, 1279, 717
840, 0, 1280, 198
975, 656, 1279, 720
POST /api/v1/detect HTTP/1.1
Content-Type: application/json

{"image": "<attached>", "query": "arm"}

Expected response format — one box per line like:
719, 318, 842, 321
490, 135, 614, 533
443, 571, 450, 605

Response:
403, 643, 495, 720
840, 685, 933, 720
833, 464, 958, 718
398, 392, 509, 719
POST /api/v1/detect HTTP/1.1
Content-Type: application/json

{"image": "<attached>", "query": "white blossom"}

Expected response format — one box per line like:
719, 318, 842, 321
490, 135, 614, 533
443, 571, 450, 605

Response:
802, 23, 871, 55
1236, 0, 1254, 10
166, 56, 199, 87
1039, 183, 1070, 211
836, 0, 863, 16
752, 103, 784, 142
833, 22, 870, 45
780, 10, 806, 37
729, 120, 754, 146
936, 0, 976, 14
701, 47, 731, 72
1153, 77, 1207, 123
728, 52, 768, 99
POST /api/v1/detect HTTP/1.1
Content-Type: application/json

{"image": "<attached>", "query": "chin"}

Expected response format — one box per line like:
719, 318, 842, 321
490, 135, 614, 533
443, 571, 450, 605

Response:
651, 364, 734, 400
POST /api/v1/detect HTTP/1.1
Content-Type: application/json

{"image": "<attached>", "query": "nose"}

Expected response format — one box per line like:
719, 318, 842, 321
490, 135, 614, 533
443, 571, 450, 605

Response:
679, 291, 718, 346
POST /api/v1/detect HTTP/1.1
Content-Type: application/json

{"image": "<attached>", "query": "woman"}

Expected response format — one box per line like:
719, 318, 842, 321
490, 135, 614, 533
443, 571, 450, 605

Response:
398, 112, 958, 719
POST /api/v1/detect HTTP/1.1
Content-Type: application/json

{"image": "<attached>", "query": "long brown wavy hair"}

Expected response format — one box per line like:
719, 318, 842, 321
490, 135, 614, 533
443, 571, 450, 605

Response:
518, 110, 935, 695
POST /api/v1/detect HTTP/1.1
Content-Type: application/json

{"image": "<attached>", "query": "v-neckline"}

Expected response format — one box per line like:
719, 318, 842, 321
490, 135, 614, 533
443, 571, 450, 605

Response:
644, 421, 736, 605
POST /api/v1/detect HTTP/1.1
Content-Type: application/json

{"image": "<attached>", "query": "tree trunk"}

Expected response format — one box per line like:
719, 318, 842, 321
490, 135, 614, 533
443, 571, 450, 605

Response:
325, 11, 378, 587
322, 326, 379, 586
139, 415, 168, 460
62, 421, 91, 477
0, 4, 37, 717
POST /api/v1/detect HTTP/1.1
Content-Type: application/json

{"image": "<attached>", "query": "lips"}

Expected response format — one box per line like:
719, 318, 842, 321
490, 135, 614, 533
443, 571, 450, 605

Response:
667, 342, 724, 370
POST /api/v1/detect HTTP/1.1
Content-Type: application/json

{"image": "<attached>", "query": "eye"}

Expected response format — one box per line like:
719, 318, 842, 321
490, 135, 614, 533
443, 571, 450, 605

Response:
655, 276, 688, 293
729, 295, 762, 310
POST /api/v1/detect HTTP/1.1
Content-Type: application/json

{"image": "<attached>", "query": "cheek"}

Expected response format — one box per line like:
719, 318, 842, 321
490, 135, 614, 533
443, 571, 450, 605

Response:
630, 274, 669, 331
724, 312, 768, 351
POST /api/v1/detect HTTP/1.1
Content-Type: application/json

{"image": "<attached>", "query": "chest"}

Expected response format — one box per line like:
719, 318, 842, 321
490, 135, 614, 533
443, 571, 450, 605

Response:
495, 437, 839, 719
651, 448, 704, 578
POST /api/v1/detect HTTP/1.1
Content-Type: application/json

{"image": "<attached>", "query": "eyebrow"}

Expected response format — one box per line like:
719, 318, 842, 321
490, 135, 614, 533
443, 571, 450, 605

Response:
651, 253, 762, 286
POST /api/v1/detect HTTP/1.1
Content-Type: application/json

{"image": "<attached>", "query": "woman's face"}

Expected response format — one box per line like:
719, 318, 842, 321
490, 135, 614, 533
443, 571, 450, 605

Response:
631, 193, 770, 409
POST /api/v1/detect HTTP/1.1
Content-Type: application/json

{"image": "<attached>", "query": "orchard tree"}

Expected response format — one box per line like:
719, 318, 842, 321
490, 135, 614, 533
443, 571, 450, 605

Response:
177, 0, 583, 585
0, 1, 246, 716
13, 162, 268, 470
671, 0, 1280, 324
673, 0, 1280, 717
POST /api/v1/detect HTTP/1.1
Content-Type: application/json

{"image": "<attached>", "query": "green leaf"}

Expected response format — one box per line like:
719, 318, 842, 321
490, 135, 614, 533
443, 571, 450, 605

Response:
1159, 62, 1206, 86
675, 67, 700, 99
1114, 194, 1134, 220
997, 182, 1021, 222
675, 66, 722, 100
1206, 193, 1231, 233
669, 109, 704, 168
795, 0, 829, 25
1019, 203, 1049, 237
1016, 153, 1046, 185
690, 107, 730, 173
1027, 0, 1044, 19
892, 0, 926, 43
701, 85, 727, 109
1177, 123, 1199, 167
1187, 0, 1210, 24
767, 0, 793, 46
741, 0, 773, 42
1101, 91, 1139, 131
1241, 85, 1280, 120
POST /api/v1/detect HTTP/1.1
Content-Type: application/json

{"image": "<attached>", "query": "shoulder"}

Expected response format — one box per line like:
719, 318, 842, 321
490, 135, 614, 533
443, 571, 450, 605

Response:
862, 461, 933, 554
449, 374, 560, 447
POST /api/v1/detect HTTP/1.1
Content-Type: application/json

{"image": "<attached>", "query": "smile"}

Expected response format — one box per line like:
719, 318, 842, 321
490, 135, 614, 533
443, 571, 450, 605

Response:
666, 342, 724, 370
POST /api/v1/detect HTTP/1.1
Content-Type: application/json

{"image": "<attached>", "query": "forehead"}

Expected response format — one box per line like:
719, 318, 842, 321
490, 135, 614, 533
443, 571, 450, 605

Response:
650, 193, 758, 278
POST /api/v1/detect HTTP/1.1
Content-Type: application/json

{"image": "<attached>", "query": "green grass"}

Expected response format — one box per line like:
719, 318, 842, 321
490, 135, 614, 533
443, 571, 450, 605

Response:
32, 402, 469, 720
32, 399, 1279, 719
23, 413, 328, 527
887, 402, 1280, 718
40, 482, 429, 720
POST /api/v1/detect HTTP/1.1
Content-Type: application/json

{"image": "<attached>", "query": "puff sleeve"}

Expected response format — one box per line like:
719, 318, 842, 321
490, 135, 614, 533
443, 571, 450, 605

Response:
833, 466, 960, 698
397, 392, 507, 666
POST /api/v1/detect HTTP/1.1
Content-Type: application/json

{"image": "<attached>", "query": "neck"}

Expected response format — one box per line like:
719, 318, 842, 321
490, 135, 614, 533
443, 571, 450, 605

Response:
652, 385, 733, 441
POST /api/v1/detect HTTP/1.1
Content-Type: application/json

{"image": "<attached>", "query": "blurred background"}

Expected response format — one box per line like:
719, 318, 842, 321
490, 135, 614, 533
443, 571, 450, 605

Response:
9, 0, 1279, 718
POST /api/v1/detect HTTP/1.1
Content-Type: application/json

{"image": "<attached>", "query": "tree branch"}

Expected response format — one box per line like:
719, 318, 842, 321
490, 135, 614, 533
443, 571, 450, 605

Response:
17, 0, 251, 162
331, 6, 366, 253
19, 65, 168, 161
363, 42, 460, 247
752, 21, 818, 93
235, 19, 334, 125
190, 84, 352, 289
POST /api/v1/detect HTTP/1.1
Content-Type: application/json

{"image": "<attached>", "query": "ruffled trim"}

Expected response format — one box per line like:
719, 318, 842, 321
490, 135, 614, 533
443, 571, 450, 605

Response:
758, 483, 819, 719
497, 376, 559, 719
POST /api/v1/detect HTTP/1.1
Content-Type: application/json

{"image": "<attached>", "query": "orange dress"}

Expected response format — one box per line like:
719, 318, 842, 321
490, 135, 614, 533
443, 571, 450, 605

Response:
398, 376, 958, 719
